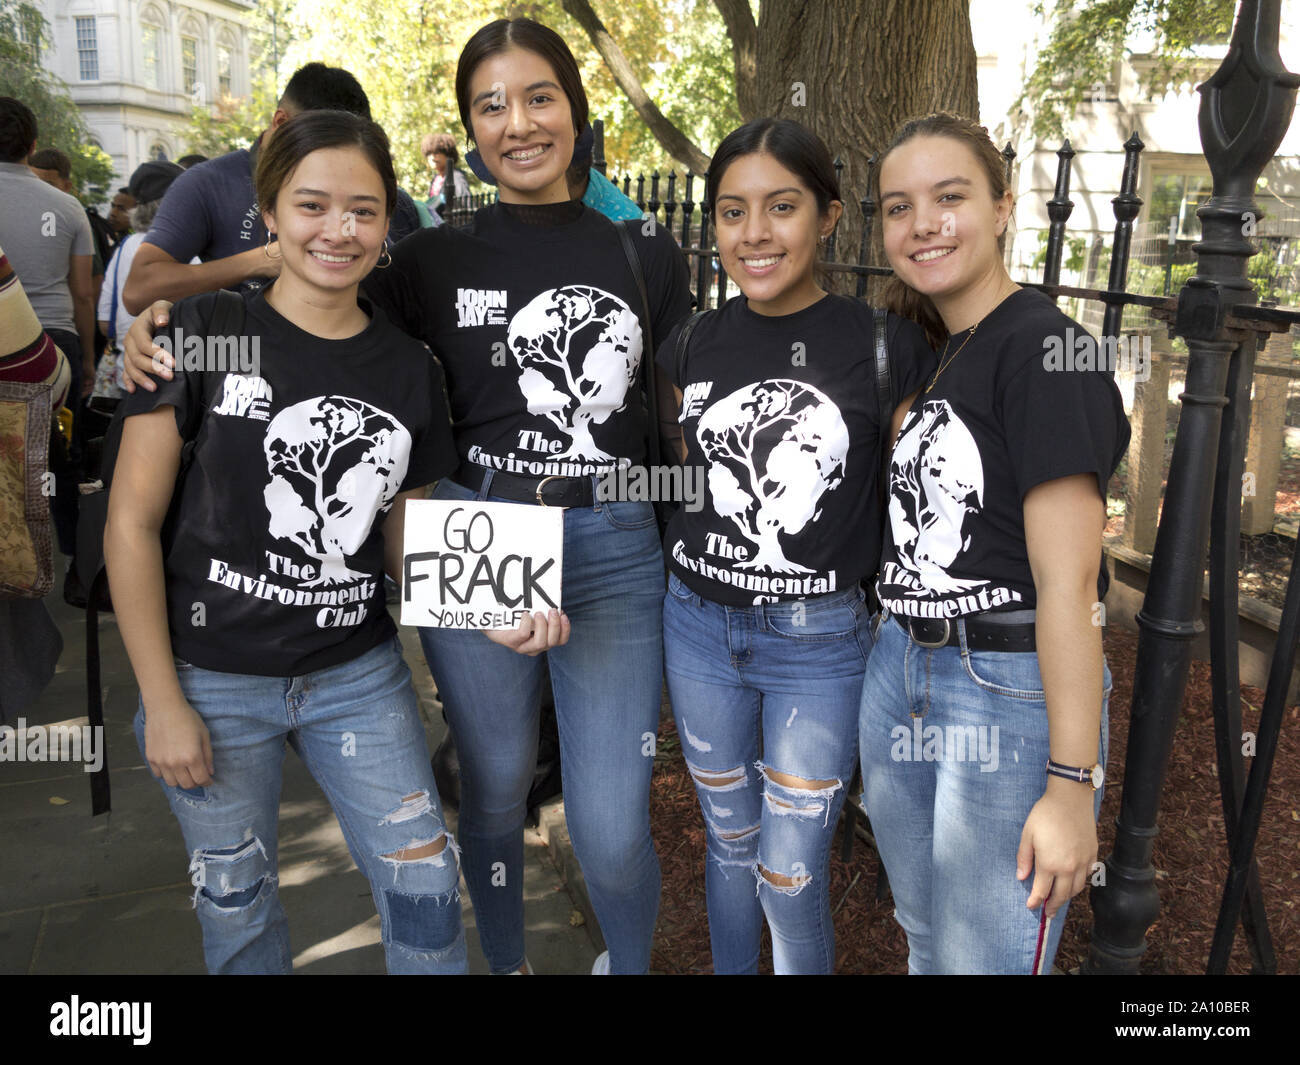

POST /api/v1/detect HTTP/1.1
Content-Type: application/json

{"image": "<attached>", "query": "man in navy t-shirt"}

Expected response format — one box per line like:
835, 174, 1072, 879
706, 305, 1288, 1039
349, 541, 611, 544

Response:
123, 63, 424, 315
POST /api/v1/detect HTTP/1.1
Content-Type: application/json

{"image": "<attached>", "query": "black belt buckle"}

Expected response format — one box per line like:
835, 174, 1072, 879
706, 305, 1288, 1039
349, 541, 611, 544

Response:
908, 617, 952, 649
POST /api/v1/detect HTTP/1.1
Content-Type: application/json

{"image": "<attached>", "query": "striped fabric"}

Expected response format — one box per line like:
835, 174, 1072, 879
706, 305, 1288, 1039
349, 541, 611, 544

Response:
0, 248, 69, 406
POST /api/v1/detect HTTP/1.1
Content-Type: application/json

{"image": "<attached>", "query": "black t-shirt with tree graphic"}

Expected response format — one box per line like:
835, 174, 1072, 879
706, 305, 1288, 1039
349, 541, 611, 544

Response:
119, 287, 457, 675
365, 201, 692, 478
658, 292, 936, 606
876, 287, 1131, 618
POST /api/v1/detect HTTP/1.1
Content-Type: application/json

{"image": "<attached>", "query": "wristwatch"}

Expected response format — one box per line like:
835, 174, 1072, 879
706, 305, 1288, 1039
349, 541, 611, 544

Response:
1046, 759, 1104, 790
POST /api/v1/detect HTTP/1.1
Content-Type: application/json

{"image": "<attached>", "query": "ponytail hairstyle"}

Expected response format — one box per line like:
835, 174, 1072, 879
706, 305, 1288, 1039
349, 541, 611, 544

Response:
875, 112, 1013, 347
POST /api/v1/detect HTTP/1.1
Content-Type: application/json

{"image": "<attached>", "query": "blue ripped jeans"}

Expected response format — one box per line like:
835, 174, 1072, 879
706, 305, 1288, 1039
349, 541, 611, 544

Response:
135, 635, 467, 974
418, 473, 664, 974
858, 612, 1109, 974
663, 573, 872, 974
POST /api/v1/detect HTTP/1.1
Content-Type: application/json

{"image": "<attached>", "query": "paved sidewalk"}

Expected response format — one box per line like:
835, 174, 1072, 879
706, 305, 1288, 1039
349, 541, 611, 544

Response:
0, 561, 599, 975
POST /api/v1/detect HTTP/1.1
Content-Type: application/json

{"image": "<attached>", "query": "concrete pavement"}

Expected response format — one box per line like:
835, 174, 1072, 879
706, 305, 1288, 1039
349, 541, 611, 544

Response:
0, 556, 600, 975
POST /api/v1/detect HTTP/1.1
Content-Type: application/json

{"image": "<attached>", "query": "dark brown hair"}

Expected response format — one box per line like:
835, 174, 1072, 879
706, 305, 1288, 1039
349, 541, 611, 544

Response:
255, 110, 397, 219
705, 118, 841, 221
421, 132, 458, 162
876, 111, 1013, 346
30, 147, 71, 179
454, 18, 588, 144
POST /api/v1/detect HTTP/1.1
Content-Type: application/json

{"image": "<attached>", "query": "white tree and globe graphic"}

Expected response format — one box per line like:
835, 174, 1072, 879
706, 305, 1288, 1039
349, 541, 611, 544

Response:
696, 380, 850, 573
262, 396, 411, 586
506, 284, 641, 463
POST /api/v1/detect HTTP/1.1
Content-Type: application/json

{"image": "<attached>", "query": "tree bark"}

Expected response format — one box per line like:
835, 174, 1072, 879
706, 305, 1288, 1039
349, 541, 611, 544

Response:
755, 0, 979, 287
712, 0, 759, 122
566, 0, 979, 285
560, 0, 712, 173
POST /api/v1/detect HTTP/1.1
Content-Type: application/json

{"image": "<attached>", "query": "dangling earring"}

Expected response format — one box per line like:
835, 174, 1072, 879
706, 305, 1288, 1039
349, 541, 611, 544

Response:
264, 232, 281, 260
376, 240, 392, 269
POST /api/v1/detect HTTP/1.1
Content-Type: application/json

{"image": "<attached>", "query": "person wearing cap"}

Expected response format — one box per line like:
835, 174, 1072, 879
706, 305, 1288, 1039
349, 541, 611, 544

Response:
122, 63, 425, 315
97, 162, 188, 395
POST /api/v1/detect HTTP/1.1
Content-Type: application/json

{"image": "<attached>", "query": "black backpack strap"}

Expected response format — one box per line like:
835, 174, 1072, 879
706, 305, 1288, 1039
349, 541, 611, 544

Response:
674, 310, 708, 386
611, 219, 660, 470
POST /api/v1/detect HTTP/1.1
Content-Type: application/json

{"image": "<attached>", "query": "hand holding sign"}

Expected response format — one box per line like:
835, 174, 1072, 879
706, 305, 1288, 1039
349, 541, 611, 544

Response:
485, 608, 571, 656
402, 500, 564, 638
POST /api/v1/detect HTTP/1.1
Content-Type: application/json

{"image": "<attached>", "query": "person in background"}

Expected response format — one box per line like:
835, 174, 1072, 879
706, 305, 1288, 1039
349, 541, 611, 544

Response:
107, 187, 136, 242
421, 133, 470, 218
0, 98, 95, 561
96, 161, 186, 397
30, 147, 116, 363
176, 154, 208, 169
0, 243, 71, 726
123, 62, 424, 315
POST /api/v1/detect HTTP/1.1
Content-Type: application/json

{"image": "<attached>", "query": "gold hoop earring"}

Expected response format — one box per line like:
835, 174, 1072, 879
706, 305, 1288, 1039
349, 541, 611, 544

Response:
264, 232, 281, 260
376, 240, 392, 269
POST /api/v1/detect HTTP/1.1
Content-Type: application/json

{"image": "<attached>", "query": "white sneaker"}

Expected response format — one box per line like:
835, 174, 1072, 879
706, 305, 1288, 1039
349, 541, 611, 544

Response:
505, 958, 534, 975
591, 950, 610, 975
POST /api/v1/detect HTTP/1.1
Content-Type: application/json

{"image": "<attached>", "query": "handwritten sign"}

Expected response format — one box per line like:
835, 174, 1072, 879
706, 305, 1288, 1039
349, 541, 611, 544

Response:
401, 500, 563, 629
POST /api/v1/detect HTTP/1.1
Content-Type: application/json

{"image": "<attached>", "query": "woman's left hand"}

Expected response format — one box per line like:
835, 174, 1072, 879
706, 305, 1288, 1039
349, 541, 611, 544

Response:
485, 608, 571, 656
1016, 782, 1098, 918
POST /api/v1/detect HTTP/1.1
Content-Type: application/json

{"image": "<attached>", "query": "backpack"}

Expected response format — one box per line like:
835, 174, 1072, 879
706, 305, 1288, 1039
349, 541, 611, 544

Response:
76, 289, 245, 815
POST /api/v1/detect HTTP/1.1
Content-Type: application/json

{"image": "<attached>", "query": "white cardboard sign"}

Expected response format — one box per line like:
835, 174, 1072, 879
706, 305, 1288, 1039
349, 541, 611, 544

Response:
400, 500, 563, 629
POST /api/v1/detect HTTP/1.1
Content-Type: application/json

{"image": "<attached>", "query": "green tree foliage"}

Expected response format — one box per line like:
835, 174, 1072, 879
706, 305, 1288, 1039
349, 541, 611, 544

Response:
183, 84, 279, 157
1021, 0, 1236, 139
0, 0, 115, 204
176, 0, 740, 196
550, 0, 742, 175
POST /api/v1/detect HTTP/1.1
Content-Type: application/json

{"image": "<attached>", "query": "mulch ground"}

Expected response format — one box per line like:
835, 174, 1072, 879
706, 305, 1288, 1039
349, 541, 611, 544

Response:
647, 624, 1300, 974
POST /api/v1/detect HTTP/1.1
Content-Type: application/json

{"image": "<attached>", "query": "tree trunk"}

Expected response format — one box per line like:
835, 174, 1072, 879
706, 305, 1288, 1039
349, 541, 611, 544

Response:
561, 0, 712, 173
755, 0, 979, 289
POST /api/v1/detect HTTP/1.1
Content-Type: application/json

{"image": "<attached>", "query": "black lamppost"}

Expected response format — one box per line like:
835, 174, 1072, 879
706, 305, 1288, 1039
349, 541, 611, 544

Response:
1086, 0, 1298, 973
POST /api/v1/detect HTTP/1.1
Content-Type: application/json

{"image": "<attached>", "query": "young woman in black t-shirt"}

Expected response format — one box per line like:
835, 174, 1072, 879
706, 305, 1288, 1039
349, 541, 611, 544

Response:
658, 118, 936, 973
106, 112, 466, 974
859, 112, 1130, 974
121, 18, 690, 975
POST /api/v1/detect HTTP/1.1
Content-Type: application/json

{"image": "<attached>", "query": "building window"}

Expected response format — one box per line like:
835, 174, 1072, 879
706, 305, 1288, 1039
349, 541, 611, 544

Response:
74, 17, 98, 81
181, 36, 199, 95
1148, 172, 1213, 241
217, 42, 233, 96
17, 6, 41, 61
142, 23, 161, 89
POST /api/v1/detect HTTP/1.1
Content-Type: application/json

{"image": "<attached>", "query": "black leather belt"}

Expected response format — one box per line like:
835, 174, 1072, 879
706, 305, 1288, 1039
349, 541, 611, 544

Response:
453, 464, 595, 508
893, 612, 1036, 653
